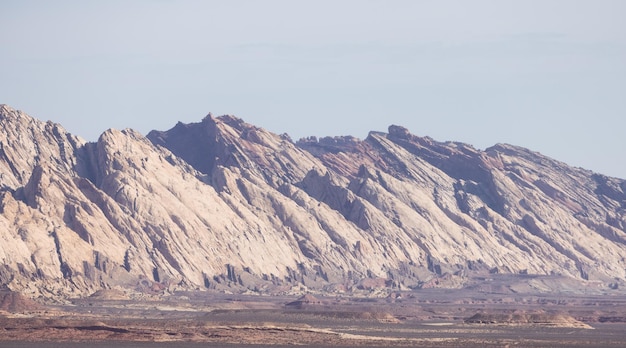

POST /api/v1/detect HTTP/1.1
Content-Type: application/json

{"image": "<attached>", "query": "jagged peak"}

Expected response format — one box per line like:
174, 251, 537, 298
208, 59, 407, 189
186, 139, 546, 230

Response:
198, 113, 249, 132
296, 135, 369, 163
387, 124, 437, 145
216, 114, 245, 125
201, 112, 215, 122
486, 143, 557, 165
150, 113, 220, 134
486, 143, 527, 153
0, 104, 32, 122
0, 105, 78, 141
98, 128, 123, 140
388, 124, 411, 139
385, 124, 475, 151
0, 105, 31, 123
159, 113, 251, 135
98, 128, 149, 146
0, 104, 15, 115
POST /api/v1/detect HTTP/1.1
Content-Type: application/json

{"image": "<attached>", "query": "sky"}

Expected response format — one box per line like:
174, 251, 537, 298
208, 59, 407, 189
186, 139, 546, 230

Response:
1, 1, 625, 178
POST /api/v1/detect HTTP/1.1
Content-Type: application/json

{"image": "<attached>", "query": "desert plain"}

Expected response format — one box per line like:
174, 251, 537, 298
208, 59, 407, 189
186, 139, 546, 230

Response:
1, 274, 626, 347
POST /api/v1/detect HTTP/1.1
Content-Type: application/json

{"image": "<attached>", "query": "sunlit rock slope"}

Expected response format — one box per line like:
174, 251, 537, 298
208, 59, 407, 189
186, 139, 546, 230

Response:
1, 104, 625, 300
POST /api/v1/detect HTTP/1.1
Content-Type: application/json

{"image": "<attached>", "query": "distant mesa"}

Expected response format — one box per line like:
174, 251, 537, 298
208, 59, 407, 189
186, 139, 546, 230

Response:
87, 289, 129, 301
465, 310, 593, 329
0, 289, 44, 313
285, 294, 322, 308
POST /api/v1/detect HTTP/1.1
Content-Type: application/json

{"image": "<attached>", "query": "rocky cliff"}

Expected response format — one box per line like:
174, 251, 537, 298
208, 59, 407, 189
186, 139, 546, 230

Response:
1, 104, 625, 301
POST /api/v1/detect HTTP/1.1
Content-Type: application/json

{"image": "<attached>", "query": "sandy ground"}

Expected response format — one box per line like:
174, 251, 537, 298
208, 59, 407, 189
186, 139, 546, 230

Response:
2, 288, 626, 347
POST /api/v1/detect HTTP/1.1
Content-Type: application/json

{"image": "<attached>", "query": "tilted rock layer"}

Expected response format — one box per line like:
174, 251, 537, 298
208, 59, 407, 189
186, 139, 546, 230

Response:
0, 104, 625, 300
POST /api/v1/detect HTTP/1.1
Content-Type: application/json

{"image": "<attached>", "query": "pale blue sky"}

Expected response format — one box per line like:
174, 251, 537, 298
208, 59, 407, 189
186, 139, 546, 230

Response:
1, 1, 625, 178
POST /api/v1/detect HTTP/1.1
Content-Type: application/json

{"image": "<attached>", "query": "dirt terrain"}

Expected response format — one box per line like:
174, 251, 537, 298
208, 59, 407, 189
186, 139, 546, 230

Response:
2, 279, 626, 347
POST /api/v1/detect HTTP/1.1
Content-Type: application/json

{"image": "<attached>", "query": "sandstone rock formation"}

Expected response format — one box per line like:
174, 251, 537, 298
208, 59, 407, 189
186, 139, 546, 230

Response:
465, 310, 593, 329
0, 104, 625, 301
0, 288, 43, 312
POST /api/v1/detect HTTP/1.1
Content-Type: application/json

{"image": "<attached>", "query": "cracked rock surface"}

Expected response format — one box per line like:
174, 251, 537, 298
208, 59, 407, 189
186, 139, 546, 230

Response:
0, 104, 625, 300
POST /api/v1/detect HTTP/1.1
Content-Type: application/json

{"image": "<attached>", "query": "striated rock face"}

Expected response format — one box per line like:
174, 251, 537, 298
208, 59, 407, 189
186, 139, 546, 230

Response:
1, 104, 626, 300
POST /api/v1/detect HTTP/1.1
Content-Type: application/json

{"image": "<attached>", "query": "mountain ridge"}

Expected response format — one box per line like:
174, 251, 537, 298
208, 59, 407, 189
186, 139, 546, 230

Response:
0, 104, 625, 301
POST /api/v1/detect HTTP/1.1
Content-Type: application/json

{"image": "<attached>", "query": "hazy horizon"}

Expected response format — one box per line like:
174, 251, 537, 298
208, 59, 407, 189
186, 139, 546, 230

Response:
1, 1, 625, 178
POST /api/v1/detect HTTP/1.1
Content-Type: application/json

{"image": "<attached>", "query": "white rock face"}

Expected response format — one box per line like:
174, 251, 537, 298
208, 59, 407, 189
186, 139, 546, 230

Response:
0, 104, 625, 300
